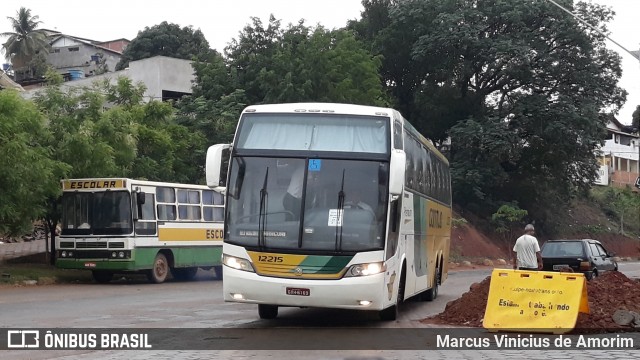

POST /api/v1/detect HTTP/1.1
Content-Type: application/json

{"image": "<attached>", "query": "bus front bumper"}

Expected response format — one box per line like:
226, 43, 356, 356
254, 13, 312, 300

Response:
222, 266, 388, 311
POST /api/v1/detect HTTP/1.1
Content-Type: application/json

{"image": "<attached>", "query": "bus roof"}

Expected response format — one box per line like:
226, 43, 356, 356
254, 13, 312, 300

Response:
241, 102, 449, 164
242, 103, 395, 118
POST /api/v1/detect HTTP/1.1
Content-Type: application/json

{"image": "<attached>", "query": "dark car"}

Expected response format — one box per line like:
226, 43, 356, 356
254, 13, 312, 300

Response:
541, 239, 618, 280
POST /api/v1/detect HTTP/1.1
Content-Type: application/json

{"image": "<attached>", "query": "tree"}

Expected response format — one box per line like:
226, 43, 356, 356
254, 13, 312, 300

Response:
351, 0, 626, 228
1, 7, 50, 79
0, 90, 66, 236
116, 22, 217, 70
225, 16, 387, 106
491, 204, 528, 262
633, 105, 640, 130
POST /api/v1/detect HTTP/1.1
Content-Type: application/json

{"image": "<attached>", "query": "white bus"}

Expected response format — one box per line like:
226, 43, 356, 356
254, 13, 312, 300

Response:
206, 103, 451, 320
56, 178, 225, 283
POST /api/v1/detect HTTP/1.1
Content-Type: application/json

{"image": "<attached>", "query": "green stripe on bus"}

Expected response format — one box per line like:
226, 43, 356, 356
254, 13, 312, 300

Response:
55, 246, 222, 271
296, 255, 353, 274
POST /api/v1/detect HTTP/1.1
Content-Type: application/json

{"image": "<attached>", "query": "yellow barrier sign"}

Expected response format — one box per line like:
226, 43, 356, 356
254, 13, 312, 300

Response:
483, 269, 589, 334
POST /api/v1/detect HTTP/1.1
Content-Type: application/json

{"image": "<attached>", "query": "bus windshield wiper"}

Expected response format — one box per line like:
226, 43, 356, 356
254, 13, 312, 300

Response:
258, 167, 269, 249
334, 169, 346, 252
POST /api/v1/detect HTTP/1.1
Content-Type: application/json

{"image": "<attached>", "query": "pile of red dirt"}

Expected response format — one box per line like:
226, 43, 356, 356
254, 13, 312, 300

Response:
423, 271, 640, 332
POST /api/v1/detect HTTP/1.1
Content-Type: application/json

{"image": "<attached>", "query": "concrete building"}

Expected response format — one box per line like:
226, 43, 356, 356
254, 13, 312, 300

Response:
22, 55, 195, 102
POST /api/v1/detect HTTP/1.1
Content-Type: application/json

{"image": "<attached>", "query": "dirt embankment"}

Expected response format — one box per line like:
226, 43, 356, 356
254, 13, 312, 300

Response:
424, 271, 640, 333
451, 219, 640, 261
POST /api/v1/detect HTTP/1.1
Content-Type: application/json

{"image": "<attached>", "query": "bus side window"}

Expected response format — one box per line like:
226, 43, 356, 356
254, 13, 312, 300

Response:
393, 121, 403, 150
203, 190, 224, 221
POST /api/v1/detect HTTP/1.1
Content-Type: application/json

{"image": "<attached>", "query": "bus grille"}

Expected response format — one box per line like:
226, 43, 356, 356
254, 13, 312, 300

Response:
76, 242, 107, 249
74, 250, 111, 259
109, 242, 125, 249
59, 242, 75, 248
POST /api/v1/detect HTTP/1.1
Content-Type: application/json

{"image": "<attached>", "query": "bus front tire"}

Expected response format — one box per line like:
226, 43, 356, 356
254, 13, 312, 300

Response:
92, 270, 113, 284
173, 267, 198, 281
380, 270, 405, 321
147, 253, 170, 284
258, 304, 278, 319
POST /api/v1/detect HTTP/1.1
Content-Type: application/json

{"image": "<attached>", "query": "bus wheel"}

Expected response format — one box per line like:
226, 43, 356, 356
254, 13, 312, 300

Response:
173, 267, 198, 281
147, 253, 170, 283
258, 304, 278, 319
92, 270, 113, 284
422, 265, 440, 301
213, 265, 223, 280
380, 270, 405, 321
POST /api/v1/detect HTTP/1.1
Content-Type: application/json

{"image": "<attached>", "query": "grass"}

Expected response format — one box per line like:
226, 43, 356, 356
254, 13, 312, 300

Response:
0, 263, 91, 285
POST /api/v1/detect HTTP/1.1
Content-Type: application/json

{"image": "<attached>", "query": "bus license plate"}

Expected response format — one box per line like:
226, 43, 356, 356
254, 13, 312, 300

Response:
553, 264, 569, 270
286, 287, 310, 296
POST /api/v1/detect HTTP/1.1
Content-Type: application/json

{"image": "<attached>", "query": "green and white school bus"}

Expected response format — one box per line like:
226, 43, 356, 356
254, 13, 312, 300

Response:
56, 178, 225, 283
207, 103, 452, 320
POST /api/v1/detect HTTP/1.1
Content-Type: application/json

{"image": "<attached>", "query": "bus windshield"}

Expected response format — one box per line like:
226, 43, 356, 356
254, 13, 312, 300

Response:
226, 157, 388, 252
235, 113, 389, 153
61, 191, 133, 236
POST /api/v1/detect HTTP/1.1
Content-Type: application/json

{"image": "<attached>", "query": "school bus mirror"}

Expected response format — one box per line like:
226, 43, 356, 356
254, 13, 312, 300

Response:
136, 191, 146, 205
206, 144, 231, 189
389, 149, 406, 196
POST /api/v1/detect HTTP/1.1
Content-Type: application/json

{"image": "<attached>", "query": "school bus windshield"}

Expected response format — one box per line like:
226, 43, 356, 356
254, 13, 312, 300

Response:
61, 191, 133, 236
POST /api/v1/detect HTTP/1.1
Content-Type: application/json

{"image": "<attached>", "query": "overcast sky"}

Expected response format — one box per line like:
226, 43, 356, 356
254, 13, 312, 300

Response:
1, 0, 638, 123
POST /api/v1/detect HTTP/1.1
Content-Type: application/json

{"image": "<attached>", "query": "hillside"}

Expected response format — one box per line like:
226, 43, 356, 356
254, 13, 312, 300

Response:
452, 196, 640, 261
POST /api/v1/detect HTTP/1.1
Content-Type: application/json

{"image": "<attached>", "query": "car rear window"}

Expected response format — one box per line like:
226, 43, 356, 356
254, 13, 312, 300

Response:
541, 242, 584, 257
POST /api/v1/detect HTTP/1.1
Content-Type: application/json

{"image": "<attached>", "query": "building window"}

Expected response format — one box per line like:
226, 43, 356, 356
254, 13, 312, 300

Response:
68, 47, 80, 52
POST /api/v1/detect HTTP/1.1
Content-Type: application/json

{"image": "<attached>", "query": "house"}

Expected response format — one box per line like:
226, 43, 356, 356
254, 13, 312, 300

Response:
11, 29, 129, 85
597, 114, 639, 190
47, 33, 127, 78
22, 55, 194, 103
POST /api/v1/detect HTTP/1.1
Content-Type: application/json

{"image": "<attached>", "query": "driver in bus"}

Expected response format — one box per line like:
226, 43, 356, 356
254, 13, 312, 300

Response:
344, 187, 375, 218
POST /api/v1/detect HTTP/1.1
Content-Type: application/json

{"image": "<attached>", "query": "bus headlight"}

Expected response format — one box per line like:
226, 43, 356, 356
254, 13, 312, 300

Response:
222, 254, 255, 272
61, 251, 67, 258
345, 262, 385, 277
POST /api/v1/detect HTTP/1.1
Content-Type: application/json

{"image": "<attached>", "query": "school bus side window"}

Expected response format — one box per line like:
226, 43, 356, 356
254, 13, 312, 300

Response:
157, 187, 177, 221
203, 190, 224, 221
135, 193, 157, 235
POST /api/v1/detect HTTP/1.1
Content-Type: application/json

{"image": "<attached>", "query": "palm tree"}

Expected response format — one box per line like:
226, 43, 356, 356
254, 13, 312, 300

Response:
1, 7, 50, 78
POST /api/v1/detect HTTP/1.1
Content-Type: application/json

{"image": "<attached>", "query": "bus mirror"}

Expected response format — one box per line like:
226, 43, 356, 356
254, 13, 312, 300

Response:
206, 144, 231, 190
389, 150, 406, 196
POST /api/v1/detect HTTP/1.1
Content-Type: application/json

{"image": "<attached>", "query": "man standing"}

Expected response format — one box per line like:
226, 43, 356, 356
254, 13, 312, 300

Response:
512, 224, 543, 270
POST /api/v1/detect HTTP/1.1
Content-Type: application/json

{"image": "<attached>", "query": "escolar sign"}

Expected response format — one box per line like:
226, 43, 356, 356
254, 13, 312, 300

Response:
483, 269, 589, 334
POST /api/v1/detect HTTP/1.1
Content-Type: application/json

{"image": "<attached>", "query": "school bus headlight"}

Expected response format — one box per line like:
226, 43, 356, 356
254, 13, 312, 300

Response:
345, 262, 385, 277
222, 254, 255, 272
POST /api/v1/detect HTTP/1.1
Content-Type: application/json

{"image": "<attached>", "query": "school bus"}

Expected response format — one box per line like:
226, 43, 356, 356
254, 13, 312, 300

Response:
56, 178, 224, 283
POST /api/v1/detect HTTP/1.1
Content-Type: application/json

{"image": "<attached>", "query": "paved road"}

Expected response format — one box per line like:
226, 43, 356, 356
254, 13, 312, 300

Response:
1, 263, 639, 359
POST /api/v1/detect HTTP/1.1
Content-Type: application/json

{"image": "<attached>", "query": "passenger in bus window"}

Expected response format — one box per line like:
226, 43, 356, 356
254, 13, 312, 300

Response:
283, 165, 304, 220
